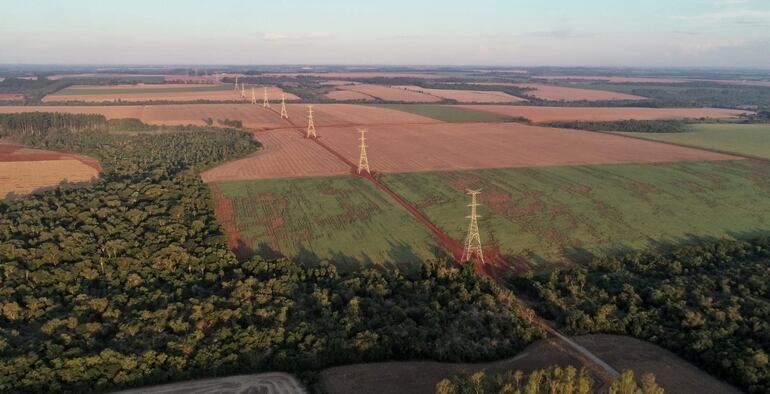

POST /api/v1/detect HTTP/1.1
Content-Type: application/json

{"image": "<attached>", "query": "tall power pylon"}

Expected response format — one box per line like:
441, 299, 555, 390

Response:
280, 93, 289, 119
234, 76, 238, 91
461, 189, 485, 264
241, 83, 245, 98
251, 87, 256, 104
357, 129, 371, 174
306, 105, 317, 138
263, 87, 271, 108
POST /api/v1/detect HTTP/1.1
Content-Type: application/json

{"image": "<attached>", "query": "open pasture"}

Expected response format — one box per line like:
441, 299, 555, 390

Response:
0, 143, 100, 198
380, 160, 770, 267
461, 105, 750, 122
618, 123, 770, 160
210, 176, 440, 267
393, 86, 526, 103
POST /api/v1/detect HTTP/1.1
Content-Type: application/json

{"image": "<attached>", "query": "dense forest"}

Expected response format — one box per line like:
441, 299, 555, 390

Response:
512, 238, 770, 393
436, 366, 663, 394
540, 120, 690, 133
0, 113, 545, 393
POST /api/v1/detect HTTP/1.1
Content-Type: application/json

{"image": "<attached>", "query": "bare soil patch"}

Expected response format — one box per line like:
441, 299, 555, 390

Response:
337, 84, 441, 102
0, 93, 23, 101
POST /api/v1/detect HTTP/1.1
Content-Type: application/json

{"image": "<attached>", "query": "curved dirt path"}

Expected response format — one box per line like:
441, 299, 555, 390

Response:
111, 372, 307, 394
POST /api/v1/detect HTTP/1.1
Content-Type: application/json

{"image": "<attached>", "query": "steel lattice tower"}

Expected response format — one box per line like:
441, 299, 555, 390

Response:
241, 83, 245, 98
461, 189, 485, 264
234, 76, 239, 91
357, 129, 370, 174
251, 87, 256, 104
263, 87, 271, 108
280, 93, 289, 119
306, 105, 317, 138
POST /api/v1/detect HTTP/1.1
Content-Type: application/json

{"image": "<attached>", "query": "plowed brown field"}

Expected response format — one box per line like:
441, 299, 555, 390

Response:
0, 94, 23, 101
0, 143, 100, 198
394, 86, 526, 103
200, 130, 350, 182
461, 105, 750, 122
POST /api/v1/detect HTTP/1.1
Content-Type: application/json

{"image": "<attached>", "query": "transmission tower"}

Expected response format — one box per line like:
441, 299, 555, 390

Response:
280, 93, 289, 119
306, 105, 317, 138
251, 87, 256, 104
461, 189, 485, 264
241, 83, 246, 98
234, 76, 239, 91
263, 87, 271, 108
357, 129, 370, 174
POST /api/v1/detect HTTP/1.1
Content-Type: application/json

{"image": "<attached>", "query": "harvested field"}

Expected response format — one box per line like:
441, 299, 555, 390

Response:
209, 176, 440, 268
0, 104, 439, 130
0, 142, 100, 198
42, 84, 298, 102
394, 85, 526, 103
321, 334, 733, 394
324, 90, 374, 101
380, 160, 770, 267
201, 130, 350, 182
535, 75, 689, 83
0, 93, 23, 101
462, 105, 750, 122
336, 84, 441, 102
618, 123, 770, 160
318, 122, 737, 174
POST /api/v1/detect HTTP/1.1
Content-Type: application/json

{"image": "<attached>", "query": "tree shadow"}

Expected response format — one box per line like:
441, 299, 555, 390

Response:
233, 238, 255, 261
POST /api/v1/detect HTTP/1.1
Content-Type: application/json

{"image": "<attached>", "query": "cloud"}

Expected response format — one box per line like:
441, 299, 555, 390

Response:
671, 9, 770, 24
522, 28, 592, 39
262, 32, 330, 41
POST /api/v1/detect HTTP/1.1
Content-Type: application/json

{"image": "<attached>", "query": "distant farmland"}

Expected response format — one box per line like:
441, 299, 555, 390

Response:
210, 176, 441, 268
617, 123, 770, 160
42, 84, 298, 102
380, 160, 770, 269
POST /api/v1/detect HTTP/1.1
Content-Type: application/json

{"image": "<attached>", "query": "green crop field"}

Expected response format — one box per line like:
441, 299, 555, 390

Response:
211, 176, 442, 269
373, 104, 519, 123
380, 160, 770, 269
617, 123, 770, 160
53, 84, 233, 95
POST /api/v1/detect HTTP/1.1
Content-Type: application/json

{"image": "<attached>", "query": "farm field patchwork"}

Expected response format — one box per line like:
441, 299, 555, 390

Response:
461, 105, 750, 122
0, 142, 101, 198
379, 160, 770, 269
470, 82, 645, 101
334, 84, 442, 102
373, 104, 519, 123
0, 103, 440, 129
42, 84, 298, 102
393, 86, 526, 103
210, 176, 441, 268
617, 123, 770, 160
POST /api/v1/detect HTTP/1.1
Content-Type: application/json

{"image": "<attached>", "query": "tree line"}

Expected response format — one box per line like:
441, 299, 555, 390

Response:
0, 113, 545, 393
436, 366, 663, 394
540, 120, 691, 133
511, 238, 770, 393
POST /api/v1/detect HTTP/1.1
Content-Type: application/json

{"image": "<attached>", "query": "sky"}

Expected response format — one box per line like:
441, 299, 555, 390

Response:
1, 0, 769, 68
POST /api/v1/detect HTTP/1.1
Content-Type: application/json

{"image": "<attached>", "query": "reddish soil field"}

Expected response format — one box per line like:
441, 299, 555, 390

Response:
325, 90, 374, 101
394, 86, 526, 103
0, 142, 100, 198
315, 122, 738, 174
461, 105, 751, 122
42, 85, 298, 103
200, 130, 350, 182
337, 84, 442, 102
0, 93, 23, 101
0, 104, 439, 130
